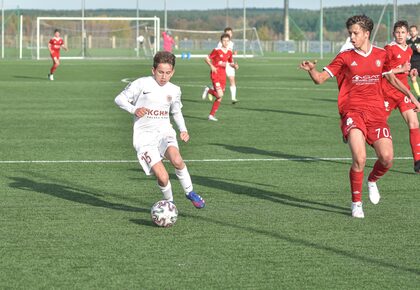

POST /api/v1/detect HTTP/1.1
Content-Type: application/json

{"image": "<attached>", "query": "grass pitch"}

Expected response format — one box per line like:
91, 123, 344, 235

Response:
0, 56, 419, 289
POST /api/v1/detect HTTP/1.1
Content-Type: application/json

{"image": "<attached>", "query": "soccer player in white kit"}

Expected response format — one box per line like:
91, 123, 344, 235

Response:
115, 51, 205, 208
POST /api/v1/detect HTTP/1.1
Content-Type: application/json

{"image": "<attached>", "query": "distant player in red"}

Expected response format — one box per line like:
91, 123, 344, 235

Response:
382, 20, 420, 173
48, 29, 67, 81
202, 33, 239, 121
300, 15, 417, 218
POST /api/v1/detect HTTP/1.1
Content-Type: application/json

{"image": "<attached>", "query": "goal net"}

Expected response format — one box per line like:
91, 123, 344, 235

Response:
35, 16, 160, 60
167, 27, 264, 58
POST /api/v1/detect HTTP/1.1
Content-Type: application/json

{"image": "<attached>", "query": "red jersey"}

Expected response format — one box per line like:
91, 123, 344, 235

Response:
382, 41, 412, 92
208, 48, 233, 70
324, 45, 387, 114
49, 37, 64, 52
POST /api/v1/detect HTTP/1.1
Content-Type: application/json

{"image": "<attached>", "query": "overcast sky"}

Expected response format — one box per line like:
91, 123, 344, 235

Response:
2, 0, 419, 11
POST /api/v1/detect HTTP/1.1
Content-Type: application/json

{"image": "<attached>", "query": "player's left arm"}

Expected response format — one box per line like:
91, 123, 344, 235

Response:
228, 53, 238, 69
61, 43, 68, 51
384, 72, 420, 111
171, 91, 189, 142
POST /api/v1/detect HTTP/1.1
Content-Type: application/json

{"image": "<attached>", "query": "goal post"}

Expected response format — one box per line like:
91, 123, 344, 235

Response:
36, 16, 160, 60
167, 27, 264, 58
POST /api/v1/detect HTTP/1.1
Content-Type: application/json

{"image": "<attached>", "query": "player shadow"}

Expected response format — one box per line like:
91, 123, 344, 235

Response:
309, 97, 337, 103
191, 214, 420, 276
8, 177, 148, 213
174, 174, 348, 215
129, 218, 156, 227
235, 107, 329, 118
13, 75, 48, 80
210, 143, 350, 166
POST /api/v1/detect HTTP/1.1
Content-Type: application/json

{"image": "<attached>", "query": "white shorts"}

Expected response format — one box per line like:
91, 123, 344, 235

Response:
226, 65, 235, 78
133, 128, 179, 175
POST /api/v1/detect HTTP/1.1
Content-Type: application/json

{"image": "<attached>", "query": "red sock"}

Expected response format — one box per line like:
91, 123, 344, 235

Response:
50, 63, 58, 74
409, 128, 420, 162
208, 88, 217, 96
368, 160, 391, 182
210, 100, 221, 116
349, 168, 364, 202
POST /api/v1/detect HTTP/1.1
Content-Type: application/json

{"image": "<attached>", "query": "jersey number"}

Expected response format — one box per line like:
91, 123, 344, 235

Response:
141, 152, 152, 164
375, 128, 390, 138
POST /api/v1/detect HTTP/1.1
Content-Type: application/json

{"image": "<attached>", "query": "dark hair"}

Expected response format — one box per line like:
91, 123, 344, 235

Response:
393, 20, 409, 32
54, 29, 60, 33
153, 51, 176, 69
346, 15, 374, 36
409, 25, 418, 30
220, 33, 231, 41
224, 27, 233, 33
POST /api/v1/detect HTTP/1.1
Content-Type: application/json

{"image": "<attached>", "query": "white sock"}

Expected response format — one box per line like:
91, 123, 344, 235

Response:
159, 180, 173, 201
230, 86, 237, 100
175, 166, 193, 194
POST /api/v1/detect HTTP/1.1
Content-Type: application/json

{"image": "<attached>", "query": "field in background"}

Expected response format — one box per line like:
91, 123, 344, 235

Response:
0, 56, 419, 289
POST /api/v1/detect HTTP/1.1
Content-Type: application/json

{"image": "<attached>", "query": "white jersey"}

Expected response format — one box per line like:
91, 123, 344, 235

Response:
217, 40, 234, 51
217, 40, 236, 77
115, 76, 185, 135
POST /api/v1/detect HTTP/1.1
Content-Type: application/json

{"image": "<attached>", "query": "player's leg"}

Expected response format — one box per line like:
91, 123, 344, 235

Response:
150, 161, 174, 202
49, 56, 60, 80
208, 76, 225, 121
165, 146, 205, 208
410, 68, 420, 98
226, 66, 237, 103
400, 108, 420, 172
347, 128, 367, 218
367, 134, 393, 205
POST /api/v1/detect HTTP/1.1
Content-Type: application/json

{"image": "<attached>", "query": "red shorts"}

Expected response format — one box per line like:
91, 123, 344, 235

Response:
50, 51, 60, 60
340, 108, 392, 146
383, 90, 416, 115
210, 69, 226, 92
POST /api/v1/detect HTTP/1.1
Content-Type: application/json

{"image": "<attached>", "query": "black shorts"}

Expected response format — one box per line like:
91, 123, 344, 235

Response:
411, 59, 420, 72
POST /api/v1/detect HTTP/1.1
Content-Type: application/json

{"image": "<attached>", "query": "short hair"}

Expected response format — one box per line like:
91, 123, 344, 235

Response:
224, 27, 233, 33
220, 33, 231, 41
346, 15, 374, 36
54, 29, 60, 33
393, 20, 409, 32
153, 51, 176, 69
409, 25, 418, 30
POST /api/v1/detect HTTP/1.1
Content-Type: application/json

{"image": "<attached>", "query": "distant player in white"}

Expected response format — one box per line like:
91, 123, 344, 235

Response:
216, 27, 238, 104
114, 51, 205, 208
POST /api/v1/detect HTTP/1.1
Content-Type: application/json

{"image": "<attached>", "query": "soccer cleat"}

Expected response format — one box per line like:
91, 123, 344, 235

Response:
186, 191, 205, 209
367, 181, 380, 205
208, 115, 218, 121
202, 86, 210, 100
351, 201, 364, 218
414, 160, 420, 173
232, 98, 238, 104
48, 74, 54, 81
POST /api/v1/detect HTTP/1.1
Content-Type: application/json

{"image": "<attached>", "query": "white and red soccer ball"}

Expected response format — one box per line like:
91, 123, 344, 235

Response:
151, 200, 178, 227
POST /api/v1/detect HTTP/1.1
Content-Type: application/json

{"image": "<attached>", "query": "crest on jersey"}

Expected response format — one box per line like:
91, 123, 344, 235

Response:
375, 60, 381, 67
167, 95, 172, 102
384, 101, 390, 111
346, 117, 353, 126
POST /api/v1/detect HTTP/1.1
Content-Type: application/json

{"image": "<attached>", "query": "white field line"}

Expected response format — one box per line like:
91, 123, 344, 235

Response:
0, 157, 412, 164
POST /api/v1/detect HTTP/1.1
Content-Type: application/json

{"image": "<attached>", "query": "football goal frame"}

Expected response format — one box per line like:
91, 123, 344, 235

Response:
36, 16, 160, 60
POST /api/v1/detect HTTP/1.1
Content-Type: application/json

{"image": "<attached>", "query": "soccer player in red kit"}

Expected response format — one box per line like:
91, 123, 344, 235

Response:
202, 33, 238, 121
48, 29, 68, 80
382, 20, 420, 173
300, 15, 417, 218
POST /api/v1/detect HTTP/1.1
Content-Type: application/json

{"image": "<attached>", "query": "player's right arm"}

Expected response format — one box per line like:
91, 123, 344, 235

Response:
299, 60, 330, 84
48, 40, 53, 54
205, 50, 217, 73
114, 80, 142, 115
